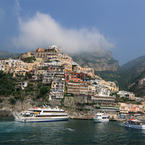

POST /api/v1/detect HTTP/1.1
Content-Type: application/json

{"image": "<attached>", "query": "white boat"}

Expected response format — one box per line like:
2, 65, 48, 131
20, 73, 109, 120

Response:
13, 106, 69, 123
93, 113, 110, 123
124, 119, 145, 129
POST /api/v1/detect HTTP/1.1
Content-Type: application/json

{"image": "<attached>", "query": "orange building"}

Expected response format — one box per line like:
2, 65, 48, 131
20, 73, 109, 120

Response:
66, 82, 89, 96
36, 48, 45, 52
119, 103, 144, 113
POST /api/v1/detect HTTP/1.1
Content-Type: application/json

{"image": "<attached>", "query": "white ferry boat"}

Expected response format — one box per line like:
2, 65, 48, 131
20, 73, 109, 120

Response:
93, 113, 110, 123
124, 119, 145, 129
13, 106, 69, 123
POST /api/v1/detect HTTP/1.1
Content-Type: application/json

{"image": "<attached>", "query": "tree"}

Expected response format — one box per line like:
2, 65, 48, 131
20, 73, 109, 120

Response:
23, 56, 36, 63
0, 71, 16, 96
37, 85, 51, 98
9, 98, 16, 105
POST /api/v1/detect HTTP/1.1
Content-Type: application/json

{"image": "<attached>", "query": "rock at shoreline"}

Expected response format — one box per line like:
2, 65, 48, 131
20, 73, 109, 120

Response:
0, 109, 13, 118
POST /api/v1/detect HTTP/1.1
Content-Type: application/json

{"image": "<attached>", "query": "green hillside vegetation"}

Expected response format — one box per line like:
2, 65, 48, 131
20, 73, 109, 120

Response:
95, 71, 120, 83
0, 71, 16, 96
95, 70, 130, 90
119, 55, 145, 92
0, 71, 51, 104
128, 70, 145, 97
22, 56, 36, 63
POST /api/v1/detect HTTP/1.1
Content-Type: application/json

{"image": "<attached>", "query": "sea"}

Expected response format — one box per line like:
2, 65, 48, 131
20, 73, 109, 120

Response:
0, 119, 145, 145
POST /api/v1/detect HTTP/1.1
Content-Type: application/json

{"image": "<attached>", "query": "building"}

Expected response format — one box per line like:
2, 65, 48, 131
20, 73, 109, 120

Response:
117, 91, 135, 100
99, 80, 119, 92
20, 52, 32, 59
65, 71, 90, 83
21, 81, 28, 90
72, 65, 94, 78
91, 95, 116, 107
50, 78, 65, 99
119, 103, 144, 113
0, 64, 4, 71
34, 45, 60, 61
36, 48, 45, 52
96, 84, 111, 96
0, 58, 41, 76
43, 64, 65, 84
66, 82, 90, 96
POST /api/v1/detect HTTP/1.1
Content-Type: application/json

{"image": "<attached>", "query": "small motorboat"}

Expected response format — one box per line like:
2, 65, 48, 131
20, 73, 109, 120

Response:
93, 113, 110, 123
124, 119, 145, 129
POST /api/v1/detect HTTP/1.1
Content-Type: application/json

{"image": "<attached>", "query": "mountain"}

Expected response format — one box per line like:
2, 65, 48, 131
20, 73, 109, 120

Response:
72, 50, 145, 97
71, 50, 119, 72
1, 49, 119, 72
0, 50, 19, 59
71, 50, 120, 87
1, 48, 145, 96
119, 55, 145, 96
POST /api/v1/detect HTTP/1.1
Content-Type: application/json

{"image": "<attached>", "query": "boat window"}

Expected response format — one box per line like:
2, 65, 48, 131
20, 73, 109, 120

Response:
32, 110, 41, 112
23, 114, 33, 117
129, 121, 140, 125
102, 117, 107, 119
36, 115, 68, 117
43, 111, 64, 113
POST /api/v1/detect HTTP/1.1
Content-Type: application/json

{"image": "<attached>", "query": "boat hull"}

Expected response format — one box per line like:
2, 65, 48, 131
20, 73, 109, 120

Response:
125, 123, 145, 129
94, 118, 109, 123
15, 116, 69, 123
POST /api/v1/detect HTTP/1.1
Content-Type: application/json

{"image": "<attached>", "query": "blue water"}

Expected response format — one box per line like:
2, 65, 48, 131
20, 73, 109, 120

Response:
0, 119, 145, 145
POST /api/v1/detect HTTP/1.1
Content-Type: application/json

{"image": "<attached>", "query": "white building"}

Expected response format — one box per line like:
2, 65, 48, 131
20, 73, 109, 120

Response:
0, 64, 4, 71
117, 91, 135, 99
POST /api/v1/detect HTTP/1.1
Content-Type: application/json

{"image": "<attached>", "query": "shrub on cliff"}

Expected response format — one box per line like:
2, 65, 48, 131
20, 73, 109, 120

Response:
22, 56, 36, 63
0, 98, 3, 103
9, 98, 16, 105
0, 71, 16, 97
37, 85, 51, 99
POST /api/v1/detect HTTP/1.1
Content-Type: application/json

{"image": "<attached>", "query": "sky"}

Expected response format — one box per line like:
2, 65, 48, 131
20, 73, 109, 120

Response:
0, 0, 145, 64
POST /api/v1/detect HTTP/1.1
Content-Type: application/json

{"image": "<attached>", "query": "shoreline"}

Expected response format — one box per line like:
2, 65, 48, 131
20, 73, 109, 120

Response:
0, 108, 144, 122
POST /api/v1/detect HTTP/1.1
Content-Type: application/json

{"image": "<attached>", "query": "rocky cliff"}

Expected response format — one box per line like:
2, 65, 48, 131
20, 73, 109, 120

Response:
71, 50, 119, 72
119, 55, 145, 96
71, 50, 145, 97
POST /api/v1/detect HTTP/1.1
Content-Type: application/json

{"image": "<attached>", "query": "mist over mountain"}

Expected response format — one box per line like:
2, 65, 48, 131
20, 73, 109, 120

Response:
71, 49, 119, 72
0, 50, 19, 59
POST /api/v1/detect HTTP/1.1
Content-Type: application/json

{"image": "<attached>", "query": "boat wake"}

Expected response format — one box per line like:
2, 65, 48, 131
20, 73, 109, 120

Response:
65, 128, 75, 132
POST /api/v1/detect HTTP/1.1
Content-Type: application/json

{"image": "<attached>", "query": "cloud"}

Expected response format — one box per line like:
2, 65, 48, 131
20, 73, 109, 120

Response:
13, 12, 114, 54
15, 0, 21, 23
